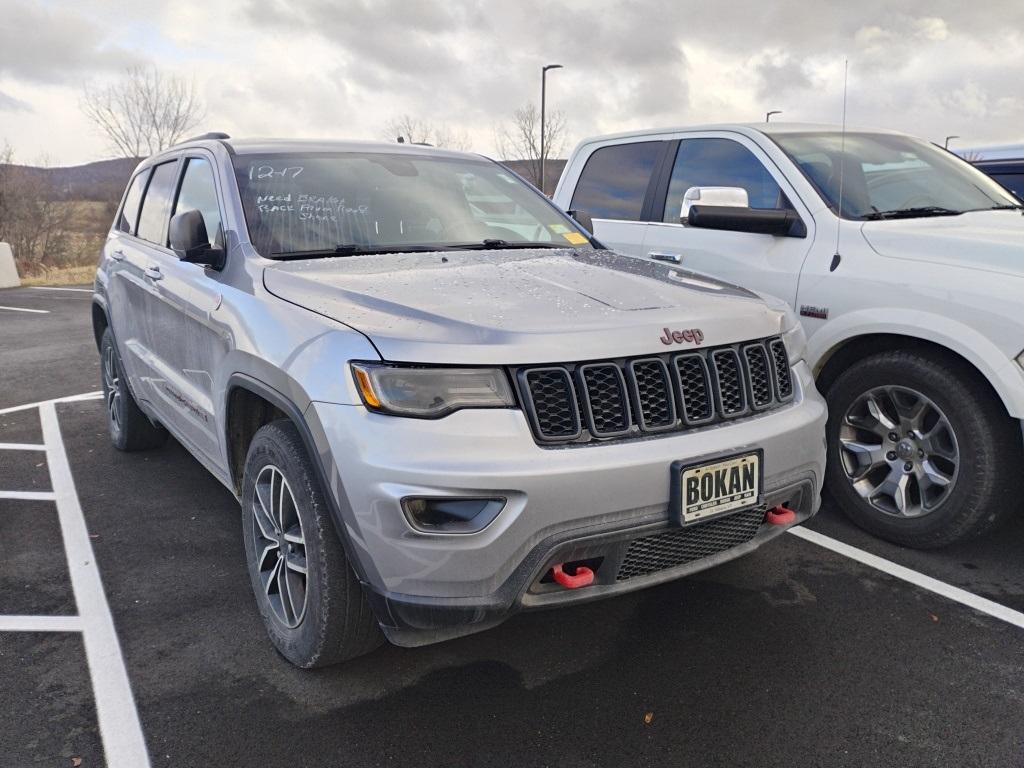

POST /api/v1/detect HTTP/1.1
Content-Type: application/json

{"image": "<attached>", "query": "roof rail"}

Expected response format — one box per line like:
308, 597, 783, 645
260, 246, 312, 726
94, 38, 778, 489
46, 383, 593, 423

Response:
177, 131, 231, 145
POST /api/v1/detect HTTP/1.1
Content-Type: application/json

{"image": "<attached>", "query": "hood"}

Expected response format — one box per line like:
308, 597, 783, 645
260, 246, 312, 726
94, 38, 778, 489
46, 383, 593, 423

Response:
263, 248, 788, 365
861, 209, 1024, 277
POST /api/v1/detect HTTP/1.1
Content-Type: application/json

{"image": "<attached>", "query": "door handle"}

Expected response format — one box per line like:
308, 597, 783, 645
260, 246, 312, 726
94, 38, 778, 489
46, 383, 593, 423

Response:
144, 265, 163, 281
649, 251, 682, 264
110, 249, 126, 262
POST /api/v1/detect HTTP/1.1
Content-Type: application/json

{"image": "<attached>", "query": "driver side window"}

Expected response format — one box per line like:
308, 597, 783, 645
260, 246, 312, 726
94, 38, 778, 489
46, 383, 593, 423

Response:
661, 138, 787, 223
172, 157, 224, 248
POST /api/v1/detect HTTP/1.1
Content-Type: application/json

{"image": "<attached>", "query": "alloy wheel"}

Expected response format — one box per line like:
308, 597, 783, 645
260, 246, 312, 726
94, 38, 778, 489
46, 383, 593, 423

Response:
251, 465, 308, 629
102, 344, 122, 431
838, 385, 959, 518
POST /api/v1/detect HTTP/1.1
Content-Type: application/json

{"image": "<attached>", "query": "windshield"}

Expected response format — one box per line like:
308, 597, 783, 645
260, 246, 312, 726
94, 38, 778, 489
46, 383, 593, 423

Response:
232, 151, 592, 257
772, 132, 1019, 220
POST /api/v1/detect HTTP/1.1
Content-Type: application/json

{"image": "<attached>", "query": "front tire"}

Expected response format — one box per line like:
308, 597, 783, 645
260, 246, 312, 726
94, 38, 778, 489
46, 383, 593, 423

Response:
825, 349, 1022, 548
99, 327, 167, 451
241, 420, 382, 667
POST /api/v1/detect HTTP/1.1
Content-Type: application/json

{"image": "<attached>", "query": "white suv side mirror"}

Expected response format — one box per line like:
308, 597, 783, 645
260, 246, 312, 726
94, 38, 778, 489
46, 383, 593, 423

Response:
680, 186, 749, 222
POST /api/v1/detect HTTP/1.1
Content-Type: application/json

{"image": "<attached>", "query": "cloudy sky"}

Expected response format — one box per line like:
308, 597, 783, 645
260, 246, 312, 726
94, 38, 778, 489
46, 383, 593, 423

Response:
1, 0, 1023, 166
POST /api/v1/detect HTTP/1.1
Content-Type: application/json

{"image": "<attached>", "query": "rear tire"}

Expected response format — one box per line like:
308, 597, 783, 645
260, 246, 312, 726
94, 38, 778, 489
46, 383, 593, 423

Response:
825, 348, 1022, 548
99, 327, 167, 452
241, 419, 383, 667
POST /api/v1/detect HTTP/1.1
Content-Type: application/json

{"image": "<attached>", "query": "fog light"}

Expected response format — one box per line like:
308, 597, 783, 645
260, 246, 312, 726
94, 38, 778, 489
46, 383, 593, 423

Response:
401, 497, 506, 534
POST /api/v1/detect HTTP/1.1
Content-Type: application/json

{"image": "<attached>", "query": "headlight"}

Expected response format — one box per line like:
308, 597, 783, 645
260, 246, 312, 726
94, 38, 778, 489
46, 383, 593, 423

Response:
351, 363, 516, 418
1017, 350, 1024, 370
780, 314, 807, 364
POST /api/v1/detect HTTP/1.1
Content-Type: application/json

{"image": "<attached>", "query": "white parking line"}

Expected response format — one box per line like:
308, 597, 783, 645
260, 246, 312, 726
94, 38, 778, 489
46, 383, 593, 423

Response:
29, 286, 92, 293
0, 305, 49, 314
0, 442, 46, 451
0, 614, 83, 632
39, 401, 151, 766
789, 526, 1024, 630
0, 490, 57, 501
0, 390, 103, 416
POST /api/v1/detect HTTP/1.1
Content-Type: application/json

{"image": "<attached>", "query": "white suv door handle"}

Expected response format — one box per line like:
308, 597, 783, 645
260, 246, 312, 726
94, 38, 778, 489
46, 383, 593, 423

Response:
648, 251, 682, 264
144, 265, 163, 281
111, 249, 126, 262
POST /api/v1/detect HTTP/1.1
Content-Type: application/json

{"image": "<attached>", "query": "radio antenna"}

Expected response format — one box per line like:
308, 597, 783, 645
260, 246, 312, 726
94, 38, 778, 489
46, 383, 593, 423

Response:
831, 58, 848, 272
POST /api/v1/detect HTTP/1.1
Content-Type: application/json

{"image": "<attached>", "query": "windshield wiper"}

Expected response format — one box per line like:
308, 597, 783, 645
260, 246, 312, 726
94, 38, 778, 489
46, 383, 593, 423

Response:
270, 244, 439, 260
269, 238, 583, 259
861, 206, 962, 221
439, 239, 576, 250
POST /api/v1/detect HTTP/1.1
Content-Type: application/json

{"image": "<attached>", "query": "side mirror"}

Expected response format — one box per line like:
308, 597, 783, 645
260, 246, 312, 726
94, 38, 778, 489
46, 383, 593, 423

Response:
687, 205, 807, 237
680, 186, 749, 221
566, 208, 594, 234
169, 209, 225, 269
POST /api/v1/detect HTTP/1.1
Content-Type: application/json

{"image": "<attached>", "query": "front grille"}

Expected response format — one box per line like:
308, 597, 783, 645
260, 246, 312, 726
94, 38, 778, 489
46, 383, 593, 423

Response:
616, 505, 766, 581
742, 343, 774, 409
516, 336, 792, 444
768, 339, 793, 401
579, 363, 630, 437
628, 359, 675, 431
522, 368, 581, 440
711, 349, 747, 417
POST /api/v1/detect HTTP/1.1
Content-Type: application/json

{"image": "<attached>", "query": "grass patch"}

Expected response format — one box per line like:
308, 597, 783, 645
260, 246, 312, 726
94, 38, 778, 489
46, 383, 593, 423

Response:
20, 264, 96, 287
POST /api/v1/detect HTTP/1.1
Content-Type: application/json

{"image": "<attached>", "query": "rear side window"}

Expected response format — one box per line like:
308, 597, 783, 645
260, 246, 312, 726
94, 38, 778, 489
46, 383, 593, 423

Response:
172, 157, 223, 247
570, 142, 662, 221
136, 161, 180, 245
116, 171, 149, 235
662, 138, 785, 223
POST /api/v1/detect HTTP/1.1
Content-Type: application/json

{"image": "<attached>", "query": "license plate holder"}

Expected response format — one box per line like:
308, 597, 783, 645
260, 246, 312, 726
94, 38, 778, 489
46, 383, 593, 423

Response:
669, 450, 763, 527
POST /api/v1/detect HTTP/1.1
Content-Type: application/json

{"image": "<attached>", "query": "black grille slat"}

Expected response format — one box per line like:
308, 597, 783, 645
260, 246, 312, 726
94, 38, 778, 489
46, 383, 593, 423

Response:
522, 368, 581, 440
711, 349, 747, 417
769, 339, 794, 401
516, 336, 792, 445
743, 344, 773, 409
628, 359, 676, 431
579, 364, 630, 437
616, 505, 766, 581
675, 353, 714, 425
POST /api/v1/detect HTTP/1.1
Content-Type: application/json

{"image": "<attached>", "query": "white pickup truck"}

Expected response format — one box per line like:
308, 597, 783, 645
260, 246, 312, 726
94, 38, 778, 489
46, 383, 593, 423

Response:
554, 123, 1024, 548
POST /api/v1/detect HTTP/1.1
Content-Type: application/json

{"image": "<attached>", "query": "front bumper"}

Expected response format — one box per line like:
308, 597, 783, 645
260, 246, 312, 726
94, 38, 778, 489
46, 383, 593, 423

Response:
306, 361, 826, 646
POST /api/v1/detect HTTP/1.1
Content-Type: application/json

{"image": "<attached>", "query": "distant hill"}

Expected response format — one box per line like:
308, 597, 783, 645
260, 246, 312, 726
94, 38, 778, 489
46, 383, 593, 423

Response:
3, 155, 567, 201
1, 157, 138, 201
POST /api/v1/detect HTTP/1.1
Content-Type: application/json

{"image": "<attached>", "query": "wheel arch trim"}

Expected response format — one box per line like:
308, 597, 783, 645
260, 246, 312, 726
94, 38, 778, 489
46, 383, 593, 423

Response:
223, 373, 385, 612
809, 311, 1024, 419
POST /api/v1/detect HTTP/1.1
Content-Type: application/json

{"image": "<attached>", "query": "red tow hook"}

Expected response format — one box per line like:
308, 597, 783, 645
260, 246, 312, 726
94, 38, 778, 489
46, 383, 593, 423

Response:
551, 563, 595, 589
766, 505, 797, 526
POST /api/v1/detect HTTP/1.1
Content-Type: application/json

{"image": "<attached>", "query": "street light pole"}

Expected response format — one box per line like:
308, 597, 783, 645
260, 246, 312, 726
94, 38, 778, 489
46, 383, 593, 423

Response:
766, 110, 782, 123
540, 64, 563, 195
944, 135, 960, 150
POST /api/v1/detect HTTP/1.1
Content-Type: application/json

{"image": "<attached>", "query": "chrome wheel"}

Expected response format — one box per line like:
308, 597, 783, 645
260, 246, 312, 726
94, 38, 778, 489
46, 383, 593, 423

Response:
102, 343, 122, 430
839, 385, 959, 518
251, 465, 308, 629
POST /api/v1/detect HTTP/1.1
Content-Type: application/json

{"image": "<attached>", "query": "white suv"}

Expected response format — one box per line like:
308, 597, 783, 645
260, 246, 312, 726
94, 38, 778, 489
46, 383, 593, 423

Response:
555, 123, 1024, 548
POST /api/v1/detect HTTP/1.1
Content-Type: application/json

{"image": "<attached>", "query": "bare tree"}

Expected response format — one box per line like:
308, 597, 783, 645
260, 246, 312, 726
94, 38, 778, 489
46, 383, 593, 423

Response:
383, 114, 473, 151
0, 146, 74, 275
494, 103, 566, 192
0, 140, 13, 238
81, 66, 206, 158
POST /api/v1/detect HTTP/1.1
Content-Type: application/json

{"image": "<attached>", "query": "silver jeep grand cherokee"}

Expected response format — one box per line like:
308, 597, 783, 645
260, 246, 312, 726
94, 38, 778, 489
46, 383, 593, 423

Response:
91, 134, 826, 667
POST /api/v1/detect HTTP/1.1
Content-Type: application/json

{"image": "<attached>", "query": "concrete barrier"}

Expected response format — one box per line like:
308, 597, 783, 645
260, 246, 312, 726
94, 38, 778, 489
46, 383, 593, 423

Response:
0, 243, 20, 289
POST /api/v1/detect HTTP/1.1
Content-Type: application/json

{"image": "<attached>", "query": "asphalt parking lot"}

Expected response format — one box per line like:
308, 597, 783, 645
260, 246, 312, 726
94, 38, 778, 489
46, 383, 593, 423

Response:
2, 285, 1023, 767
